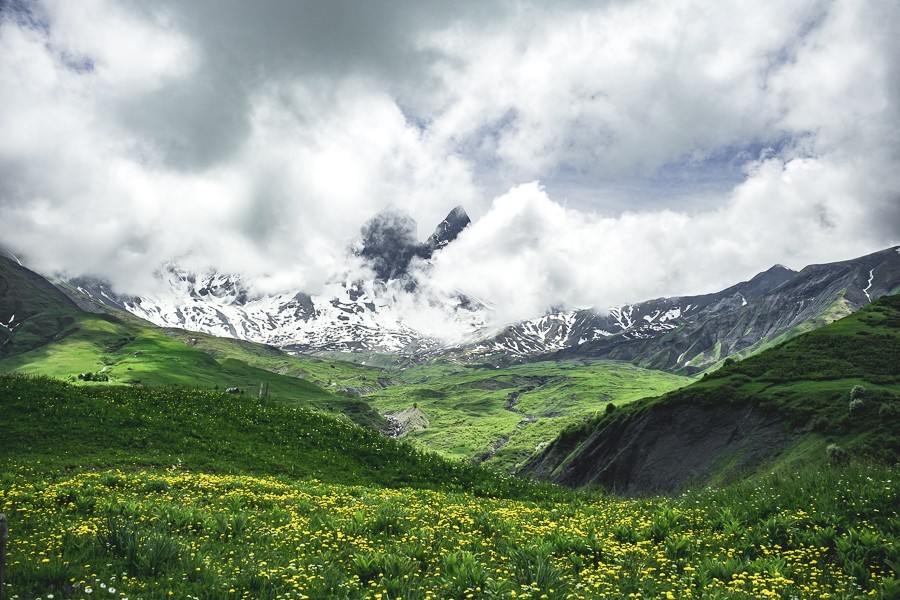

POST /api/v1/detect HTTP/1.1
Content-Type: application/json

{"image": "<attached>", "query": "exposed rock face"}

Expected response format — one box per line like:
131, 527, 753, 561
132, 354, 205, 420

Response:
358, 208, 426, 281
426, 205, 471, 253
385, 406, 430, 438
521, 400, 796, 495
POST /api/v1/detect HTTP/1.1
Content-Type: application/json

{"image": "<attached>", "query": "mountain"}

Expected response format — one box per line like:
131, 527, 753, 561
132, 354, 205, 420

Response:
520, 293, 900, 494
460, 246, 900, 373
0, 251, 85, 358
0, 254, 398, 430
59, 206, 484, 356
41, 199, 900, 372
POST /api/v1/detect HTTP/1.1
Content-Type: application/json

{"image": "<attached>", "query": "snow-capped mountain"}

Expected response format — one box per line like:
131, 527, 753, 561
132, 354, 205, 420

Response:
62, 207, 486, 354
459, 246, 900, 372
56, 201, 900, 373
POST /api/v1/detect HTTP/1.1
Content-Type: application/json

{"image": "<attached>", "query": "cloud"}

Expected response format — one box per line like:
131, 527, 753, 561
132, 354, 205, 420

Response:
0, 0, 897, 326
428, 159, 895, 324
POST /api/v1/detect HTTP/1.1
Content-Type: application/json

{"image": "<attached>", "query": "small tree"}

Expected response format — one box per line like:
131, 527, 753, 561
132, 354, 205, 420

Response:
850, 385, 866, 400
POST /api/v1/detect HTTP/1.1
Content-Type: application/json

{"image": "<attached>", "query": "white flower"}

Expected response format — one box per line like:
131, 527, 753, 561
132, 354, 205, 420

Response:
108, 588, 116, 594
85, 588, 93, 594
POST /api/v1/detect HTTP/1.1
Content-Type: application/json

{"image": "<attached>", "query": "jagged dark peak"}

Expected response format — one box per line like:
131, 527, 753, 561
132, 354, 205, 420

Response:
426, 205, 470, 253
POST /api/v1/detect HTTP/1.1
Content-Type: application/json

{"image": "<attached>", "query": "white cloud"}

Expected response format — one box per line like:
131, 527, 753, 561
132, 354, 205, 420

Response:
428, 162, 892, 323
0, 0, 897, 327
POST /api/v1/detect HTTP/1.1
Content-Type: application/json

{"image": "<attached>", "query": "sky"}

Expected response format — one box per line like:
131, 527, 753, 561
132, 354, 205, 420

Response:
1, 0, 899, 327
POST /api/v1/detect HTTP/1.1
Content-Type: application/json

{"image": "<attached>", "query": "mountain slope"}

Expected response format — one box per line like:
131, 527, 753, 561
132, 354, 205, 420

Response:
464, 246, 900, 373
0, 253, 88, 357
521, 293, 900, 494
0, 374, 542, 497
58, 206, 483, 355
0, 256, 391, 430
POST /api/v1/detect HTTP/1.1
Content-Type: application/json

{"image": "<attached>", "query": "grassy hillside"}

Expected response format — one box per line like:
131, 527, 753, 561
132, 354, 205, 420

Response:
0, 256, 86, 357
527, 294, 900, 491
0, 256, 396, 429
0, 316, 392, 429
2, 365, 898, 598
162, 328, 390, 394
365, 360, 690, 469
699, 292, 900, 459
0, 374, 541, 497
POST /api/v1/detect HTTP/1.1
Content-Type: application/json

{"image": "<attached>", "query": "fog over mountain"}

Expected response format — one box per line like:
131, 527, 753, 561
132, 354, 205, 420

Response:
1, 0, 899, 327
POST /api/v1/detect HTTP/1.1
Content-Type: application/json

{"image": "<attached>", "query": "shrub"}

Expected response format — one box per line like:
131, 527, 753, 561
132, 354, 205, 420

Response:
826, 443, 848, 464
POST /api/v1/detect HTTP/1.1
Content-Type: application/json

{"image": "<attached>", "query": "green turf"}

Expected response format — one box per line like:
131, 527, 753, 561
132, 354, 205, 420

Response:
549, 294, 900, 477
0, 373, 550, 499
365, 359, 691, 470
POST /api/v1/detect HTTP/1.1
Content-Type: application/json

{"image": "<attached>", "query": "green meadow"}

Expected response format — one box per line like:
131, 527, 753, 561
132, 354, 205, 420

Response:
1, 375, 898, 599
365, 360, 690, 469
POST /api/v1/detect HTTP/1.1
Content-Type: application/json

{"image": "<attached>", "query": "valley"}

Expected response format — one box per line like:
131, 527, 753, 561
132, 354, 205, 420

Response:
4, 2, 900, 596
365, 360, 689, 470
1, 248, 899, 598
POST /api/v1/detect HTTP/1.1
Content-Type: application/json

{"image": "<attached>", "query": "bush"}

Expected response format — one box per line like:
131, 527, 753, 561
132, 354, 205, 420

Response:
826, 443, 848, 465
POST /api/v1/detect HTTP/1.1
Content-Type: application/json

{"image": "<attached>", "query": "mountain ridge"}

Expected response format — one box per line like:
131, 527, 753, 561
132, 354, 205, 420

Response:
21, 200, 900, 373
520, 293, 900, 494
462, 245, 900, 373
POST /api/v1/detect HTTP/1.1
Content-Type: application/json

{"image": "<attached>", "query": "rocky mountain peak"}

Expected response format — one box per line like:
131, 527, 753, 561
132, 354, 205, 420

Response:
426, 205, 471, 252
731, 263, 798, 301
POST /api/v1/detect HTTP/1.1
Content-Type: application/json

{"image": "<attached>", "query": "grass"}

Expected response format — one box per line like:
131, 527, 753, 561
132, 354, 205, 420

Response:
4, 260, 900, 597
2, 297, 900, 598
548, 294, 900, 480
2, 464, 897, 599
161, 328, 391, 394
0, 374, 544, 497
0, 312, 395, 430
4, 255, 692, 469
364, 360, 691, 469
